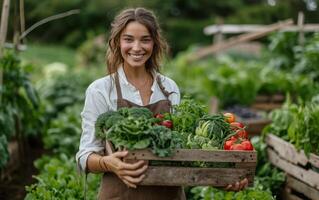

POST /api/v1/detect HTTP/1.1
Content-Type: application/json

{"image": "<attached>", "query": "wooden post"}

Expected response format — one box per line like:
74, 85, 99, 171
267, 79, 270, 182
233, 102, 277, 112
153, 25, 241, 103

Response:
19, 0, 25, 44
214, 17, 224, 44
297, 11, 305, 46
0, 0, 11, 104
13, 0, 20, 52
0, 0, 10, 56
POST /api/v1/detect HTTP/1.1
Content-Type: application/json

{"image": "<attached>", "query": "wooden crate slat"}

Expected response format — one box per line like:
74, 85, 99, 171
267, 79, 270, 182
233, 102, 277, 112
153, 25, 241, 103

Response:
282, 187, 304, 200
286, 175, 319, 200
267, 148, 319, 190
235, 162, 257, 168
126, 149, 257, 163
309, 154, 319, 169
266, 134, 308, 166
139, 166, 255, 187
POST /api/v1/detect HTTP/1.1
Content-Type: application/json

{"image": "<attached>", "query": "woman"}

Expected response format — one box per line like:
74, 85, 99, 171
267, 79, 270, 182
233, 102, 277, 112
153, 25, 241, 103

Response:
76, 7, 247, 200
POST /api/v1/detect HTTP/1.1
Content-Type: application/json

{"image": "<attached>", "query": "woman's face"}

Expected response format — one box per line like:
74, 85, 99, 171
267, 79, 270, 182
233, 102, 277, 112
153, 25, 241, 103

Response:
120, 21, 154, 69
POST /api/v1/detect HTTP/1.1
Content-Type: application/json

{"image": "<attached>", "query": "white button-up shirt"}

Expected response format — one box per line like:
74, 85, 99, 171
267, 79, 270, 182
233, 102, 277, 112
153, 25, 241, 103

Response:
76, 67, 180, 172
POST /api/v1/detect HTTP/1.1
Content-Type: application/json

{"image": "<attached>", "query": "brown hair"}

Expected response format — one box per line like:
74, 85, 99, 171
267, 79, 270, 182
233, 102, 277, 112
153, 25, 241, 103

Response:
106, 7, 168, 74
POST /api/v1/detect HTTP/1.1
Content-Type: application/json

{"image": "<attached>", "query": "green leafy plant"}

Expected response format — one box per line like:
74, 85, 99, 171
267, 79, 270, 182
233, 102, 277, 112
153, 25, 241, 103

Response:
189, 186, 274, 200
263, 99, 319, 156
0, 51, 42, 169
25, 154, 100, 200
43, 103, 83, 156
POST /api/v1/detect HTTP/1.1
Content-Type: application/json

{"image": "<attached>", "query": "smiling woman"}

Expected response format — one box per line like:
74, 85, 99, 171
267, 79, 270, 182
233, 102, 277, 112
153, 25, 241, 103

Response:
76, 7, 184, 200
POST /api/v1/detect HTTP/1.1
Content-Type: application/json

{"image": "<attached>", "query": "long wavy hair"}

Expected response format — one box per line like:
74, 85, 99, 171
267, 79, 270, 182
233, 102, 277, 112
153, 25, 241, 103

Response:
106, 7, 168, 74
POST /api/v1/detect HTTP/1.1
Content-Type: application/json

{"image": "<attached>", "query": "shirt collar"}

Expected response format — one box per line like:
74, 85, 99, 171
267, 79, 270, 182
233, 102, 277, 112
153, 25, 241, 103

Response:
117, 65, 158, 91
117, 66, 129, 86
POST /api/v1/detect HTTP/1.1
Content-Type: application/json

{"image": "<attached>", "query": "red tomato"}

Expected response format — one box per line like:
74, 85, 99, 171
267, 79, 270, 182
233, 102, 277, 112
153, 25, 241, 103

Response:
230, 122, 245, 129
230, 143, 245, 150
241, 140, 254, 150
161, 120, 173, 129
236, 129, 248, 139
224, 113, 235, 123
224, 136, 237, 150
154, 113, 164, 119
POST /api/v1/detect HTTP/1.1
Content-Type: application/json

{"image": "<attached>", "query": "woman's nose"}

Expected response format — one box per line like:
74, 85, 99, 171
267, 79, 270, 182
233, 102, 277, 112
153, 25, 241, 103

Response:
132, 41, 142, 51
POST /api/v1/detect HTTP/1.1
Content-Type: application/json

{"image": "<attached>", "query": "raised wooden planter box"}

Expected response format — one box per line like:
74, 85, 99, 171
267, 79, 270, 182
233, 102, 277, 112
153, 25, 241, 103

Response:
124, 149, 257, 187
237, 117, 271, 136
0, 140, 20, 181
251, 94, 285, 111
266, 134, 319, 200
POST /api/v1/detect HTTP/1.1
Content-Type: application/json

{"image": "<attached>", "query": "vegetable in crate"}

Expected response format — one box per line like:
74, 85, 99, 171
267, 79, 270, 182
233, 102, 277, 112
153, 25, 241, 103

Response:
222, 113, 254, 151
154, 113, 174, 129
171, 98, 207, 147
187, 113, 235, 150
95, 107, 181, 157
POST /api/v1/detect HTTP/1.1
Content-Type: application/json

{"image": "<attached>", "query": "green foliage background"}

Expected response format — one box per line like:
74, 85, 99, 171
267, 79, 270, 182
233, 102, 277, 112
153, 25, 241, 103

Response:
10, 0, 318, 54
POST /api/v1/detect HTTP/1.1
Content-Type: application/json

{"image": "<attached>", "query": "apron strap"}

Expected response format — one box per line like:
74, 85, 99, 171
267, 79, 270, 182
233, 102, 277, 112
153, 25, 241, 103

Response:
114, 72, 123, 100
156, 75, 175, 100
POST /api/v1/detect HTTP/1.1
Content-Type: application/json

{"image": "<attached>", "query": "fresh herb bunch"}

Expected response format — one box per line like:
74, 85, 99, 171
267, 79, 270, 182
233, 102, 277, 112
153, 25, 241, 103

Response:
171, 98, 207, 147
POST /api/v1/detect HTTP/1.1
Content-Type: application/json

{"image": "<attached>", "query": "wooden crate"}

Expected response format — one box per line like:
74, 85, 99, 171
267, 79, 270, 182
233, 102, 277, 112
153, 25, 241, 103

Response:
124, 149, 257, 187
281, 175, 319, 200
266, 134, 319, 200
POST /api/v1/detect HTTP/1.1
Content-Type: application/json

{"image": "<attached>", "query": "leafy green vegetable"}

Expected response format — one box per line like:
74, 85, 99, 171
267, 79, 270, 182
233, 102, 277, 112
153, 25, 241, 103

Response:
187, 114, 234, 150
148, 126, 182, 157
95, 107, 181, 157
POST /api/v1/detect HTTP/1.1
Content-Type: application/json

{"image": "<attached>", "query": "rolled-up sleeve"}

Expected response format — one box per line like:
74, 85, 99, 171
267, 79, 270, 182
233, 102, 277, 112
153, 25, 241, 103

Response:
76, 84, 108, 172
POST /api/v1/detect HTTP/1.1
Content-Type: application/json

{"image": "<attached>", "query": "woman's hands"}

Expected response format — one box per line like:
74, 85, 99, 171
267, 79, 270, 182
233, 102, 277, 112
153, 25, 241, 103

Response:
225, 178, 248, 191
101, 150, 148, 188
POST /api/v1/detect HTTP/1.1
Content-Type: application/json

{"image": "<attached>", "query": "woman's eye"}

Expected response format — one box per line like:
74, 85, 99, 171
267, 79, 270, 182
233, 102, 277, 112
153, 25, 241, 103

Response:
124, 38, 132, 42
142, 39, 151, 43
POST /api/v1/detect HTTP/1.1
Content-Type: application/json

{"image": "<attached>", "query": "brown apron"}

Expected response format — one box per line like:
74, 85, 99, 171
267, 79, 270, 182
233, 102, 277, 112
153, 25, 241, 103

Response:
98, 73, 186, 200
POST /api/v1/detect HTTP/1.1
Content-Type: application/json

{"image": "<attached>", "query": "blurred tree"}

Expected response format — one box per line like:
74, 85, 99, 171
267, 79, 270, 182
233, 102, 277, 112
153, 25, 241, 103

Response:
20, 0, 319, 54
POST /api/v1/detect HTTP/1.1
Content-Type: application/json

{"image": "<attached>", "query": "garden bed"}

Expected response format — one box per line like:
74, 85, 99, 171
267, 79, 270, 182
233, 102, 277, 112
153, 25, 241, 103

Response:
251, 94, 285, 111
266, 134, 319, 200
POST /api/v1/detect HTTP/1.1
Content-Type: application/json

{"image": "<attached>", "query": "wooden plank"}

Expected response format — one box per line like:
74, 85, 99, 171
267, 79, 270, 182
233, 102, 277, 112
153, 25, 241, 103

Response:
251, 102, 283, 111
267, 148, 319, 190
139, 166, 255, 187
266, 134, 308, 166
282, 186, 304, 200
126, 149, 257, 163
235, 162, 257, 168
204, 24, 319, 35
309, 154, 319, 169
190, 19, 293, 61
286, 175, 319, 200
